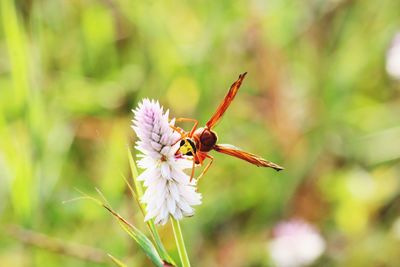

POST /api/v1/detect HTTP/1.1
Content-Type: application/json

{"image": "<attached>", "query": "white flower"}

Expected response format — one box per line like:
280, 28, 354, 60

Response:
132, 99, 202, 225
268, 219, 325, 267
386, 32, 400, 80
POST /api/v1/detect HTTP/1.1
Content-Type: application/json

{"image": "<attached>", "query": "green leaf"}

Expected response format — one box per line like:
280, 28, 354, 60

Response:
127, 147, 143, 197
72, 190, 165, 267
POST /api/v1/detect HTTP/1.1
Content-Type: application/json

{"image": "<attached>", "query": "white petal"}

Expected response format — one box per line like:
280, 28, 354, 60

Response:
171, 168, 190, 184
169, 182, 180, 202
160, 162, 171, 180
160, 146, 171, 156
178, 200, 194, 214
151, 132, 160, 142
137, 156, 156, 169
137, 166, 157, 181
166, 194, 176, 214
173, 208, 183, 220
151, 141, 162, 151
172, 157, 193, 170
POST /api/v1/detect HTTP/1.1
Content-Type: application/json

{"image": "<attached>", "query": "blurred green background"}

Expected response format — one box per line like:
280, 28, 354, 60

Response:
1, 0, 400, 266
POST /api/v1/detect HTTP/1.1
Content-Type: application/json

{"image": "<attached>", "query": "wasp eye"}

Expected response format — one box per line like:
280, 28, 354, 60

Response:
180, 140, 185, 146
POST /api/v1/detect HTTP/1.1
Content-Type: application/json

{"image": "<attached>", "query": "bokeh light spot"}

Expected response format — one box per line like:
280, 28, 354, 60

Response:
166, 76, 199, 115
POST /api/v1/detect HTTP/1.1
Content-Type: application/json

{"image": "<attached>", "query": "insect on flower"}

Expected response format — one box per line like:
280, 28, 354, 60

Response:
132, 99, 202, 225
171, 72, 284, 181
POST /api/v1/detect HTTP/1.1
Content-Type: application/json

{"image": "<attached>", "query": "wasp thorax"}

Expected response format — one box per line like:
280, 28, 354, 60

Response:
195, 128, 217, 152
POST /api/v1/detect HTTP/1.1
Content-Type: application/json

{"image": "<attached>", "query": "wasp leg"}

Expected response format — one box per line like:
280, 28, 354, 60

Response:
170, 125, 186, 137
189, 157, 196, 182
196, 154, 214, 181
189, 152, 204, 182
176, 118, 199, 137
170, 125, 189, 147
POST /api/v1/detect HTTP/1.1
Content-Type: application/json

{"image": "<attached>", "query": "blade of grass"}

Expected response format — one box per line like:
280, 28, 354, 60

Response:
70, 190, 164, 267
127, 147, 143, 196
127, 148, 176, 266
108, 254, 128, 267
171, 217, 191, 267
104, 205, 164, 267
1, 0, 33, 223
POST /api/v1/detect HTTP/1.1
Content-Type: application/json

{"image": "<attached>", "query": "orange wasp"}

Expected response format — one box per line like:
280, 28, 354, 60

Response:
172, 72, 284, 181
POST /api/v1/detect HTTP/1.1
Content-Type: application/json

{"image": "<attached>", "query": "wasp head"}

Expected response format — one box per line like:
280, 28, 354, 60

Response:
179, 138, 197, 156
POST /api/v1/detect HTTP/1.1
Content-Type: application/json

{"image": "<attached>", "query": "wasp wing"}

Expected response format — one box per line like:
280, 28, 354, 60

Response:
214, 144, 284, 171
206, 72, 247, 129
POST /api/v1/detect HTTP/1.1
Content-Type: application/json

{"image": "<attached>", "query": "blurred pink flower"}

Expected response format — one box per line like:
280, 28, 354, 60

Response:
386, 32, 400, 79
132, 99, 202, 225
268, 219, 325, 267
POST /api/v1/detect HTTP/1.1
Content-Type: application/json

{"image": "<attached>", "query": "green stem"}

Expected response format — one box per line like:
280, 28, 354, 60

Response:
170, 217, 191, 267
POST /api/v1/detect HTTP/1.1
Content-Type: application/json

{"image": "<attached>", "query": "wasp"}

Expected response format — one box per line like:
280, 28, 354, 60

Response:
172, 72, 284, 181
